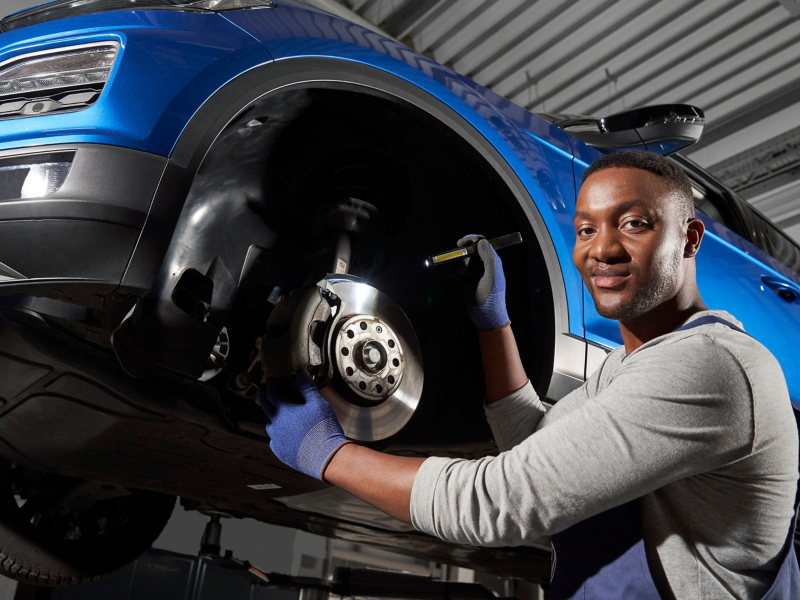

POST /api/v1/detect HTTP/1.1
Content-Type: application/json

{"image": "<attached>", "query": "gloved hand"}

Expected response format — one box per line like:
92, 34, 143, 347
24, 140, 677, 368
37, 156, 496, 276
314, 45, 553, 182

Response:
454, 235, 510, 331
258, 372, 349, 480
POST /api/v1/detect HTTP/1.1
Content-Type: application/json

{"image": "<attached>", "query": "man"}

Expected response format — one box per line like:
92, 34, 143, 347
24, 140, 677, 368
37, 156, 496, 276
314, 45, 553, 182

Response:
260, 150, 800, 599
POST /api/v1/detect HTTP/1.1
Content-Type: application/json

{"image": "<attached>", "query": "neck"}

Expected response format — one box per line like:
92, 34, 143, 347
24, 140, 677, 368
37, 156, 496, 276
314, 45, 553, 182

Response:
619, 288, 707, 354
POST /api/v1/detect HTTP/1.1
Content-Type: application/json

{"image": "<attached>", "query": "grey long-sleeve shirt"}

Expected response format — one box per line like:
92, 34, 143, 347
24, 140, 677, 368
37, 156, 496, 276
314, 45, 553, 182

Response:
410, 311, 799, 600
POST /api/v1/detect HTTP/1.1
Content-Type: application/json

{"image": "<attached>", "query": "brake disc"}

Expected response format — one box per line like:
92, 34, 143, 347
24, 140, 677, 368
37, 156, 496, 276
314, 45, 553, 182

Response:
318, 275, 423, 442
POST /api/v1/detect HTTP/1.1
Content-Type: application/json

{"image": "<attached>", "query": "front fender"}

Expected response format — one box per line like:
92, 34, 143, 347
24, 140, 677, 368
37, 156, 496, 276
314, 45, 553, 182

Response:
0, 10, 271, 155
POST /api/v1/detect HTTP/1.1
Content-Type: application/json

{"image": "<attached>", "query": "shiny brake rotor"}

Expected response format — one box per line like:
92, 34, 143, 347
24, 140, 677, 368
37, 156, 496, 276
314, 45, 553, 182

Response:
318, 275, 423, 442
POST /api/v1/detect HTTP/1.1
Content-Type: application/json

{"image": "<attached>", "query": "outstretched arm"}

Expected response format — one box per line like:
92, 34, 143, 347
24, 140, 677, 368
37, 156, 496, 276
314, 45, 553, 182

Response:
324, 444, 421, 523
322, 322, 528, 523
408, 338, 756, 546
327, 338, 756, 546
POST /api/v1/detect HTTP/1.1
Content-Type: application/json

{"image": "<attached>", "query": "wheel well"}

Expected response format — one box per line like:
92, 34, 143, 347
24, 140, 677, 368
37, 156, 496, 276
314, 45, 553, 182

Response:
198, 84, 557, 447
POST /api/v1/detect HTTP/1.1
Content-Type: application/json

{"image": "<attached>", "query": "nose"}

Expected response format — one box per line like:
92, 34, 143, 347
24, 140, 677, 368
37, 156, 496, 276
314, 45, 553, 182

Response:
588, 225, 627, 264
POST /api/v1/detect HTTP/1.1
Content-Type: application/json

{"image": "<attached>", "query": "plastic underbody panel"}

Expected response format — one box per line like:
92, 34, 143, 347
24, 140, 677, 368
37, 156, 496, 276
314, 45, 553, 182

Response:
0, 307, 551, 581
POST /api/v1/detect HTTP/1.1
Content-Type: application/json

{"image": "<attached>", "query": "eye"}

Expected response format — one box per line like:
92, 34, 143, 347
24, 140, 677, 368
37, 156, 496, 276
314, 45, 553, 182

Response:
576, 226, 595, 238
621, 218, 647, 230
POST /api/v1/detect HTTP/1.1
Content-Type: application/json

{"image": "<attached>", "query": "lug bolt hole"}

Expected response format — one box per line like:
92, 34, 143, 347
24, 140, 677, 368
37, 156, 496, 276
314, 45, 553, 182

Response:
388, 339, 395, 348
392, 358, 400, 367
346, 367, 354, 376
347, 330, 354, 339
376, 384, 383, 393
376, 326, 383, 333
359, 381, 366, 390
360, 322, 367, 330
341, 347, 349, 356
388, 375, 395, 384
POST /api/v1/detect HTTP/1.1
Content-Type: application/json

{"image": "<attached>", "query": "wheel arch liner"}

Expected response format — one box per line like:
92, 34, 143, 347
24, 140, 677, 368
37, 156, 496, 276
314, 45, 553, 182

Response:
117, 58, 583, 394
114, 57, 581, 394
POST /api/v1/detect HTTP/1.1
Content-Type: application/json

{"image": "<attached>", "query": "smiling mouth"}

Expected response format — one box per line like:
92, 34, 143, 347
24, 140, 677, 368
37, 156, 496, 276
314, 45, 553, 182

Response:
591, 268, 630, 289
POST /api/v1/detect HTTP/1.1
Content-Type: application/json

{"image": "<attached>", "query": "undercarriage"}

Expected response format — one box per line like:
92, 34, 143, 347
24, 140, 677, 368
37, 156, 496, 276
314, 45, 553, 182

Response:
0, 82, 559, 584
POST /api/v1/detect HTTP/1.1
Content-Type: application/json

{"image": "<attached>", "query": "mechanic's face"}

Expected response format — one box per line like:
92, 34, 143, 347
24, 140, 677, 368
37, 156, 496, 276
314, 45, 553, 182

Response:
573, 167, 693, 322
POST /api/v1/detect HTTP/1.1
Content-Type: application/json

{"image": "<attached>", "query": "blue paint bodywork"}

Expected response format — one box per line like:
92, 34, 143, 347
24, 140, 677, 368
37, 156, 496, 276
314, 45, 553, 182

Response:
0, 10, 271, 154
0, 0, 798, 404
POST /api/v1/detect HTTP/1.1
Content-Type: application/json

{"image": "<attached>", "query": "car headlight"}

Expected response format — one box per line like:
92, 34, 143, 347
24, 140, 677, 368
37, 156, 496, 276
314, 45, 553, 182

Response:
0, 152, 74, 201
0, 43, 118, 119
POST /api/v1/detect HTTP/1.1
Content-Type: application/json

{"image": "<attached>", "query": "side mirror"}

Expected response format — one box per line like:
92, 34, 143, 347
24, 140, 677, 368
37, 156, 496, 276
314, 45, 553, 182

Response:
559, 104, 705, 155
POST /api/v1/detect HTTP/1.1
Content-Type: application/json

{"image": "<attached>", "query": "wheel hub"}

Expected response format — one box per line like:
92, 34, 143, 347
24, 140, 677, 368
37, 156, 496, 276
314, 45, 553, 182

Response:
318, 275, 423, 441
335, 315, 404, 402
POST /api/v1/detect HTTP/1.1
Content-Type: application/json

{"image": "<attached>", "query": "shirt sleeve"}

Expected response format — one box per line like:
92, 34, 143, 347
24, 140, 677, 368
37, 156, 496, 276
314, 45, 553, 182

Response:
484, 381, 547, 451
410, 335, 754, 546
484, 351, 610, 451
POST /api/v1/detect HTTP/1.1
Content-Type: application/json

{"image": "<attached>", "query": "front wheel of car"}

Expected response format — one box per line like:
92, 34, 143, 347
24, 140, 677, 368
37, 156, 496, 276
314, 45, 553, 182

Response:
0, 461, 175, 586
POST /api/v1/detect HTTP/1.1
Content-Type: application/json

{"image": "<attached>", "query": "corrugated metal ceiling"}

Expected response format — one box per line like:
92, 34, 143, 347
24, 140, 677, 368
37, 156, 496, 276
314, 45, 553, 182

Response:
338, 0, 800, 239
344, 0, 800, 156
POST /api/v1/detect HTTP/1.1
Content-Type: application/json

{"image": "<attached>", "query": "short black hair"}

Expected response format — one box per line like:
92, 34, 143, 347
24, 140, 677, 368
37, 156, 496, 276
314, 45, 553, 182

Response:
581, 150, 695, 220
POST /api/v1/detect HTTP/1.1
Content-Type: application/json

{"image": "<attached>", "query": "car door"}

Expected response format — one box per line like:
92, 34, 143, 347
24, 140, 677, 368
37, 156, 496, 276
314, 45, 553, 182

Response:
582, 160, 800, 408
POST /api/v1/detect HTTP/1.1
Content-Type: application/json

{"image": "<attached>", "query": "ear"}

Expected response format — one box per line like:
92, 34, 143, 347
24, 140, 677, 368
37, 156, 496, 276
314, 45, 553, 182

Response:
684, 218, 705, 258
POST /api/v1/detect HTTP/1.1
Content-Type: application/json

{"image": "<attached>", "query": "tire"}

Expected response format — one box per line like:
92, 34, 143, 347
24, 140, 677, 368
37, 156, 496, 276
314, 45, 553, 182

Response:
0, 462, 175, 586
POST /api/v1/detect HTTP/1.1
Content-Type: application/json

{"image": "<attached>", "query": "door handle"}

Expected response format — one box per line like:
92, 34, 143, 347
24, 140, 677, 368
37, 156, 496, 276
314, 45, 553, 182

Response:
762, 276, 800, 304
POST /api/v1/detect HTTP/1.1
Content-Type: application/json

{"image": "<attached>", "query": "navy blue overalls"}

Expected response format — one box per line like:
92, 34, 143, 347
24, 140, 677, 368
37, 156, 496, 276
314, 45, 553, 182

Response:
549, 316, 800, 599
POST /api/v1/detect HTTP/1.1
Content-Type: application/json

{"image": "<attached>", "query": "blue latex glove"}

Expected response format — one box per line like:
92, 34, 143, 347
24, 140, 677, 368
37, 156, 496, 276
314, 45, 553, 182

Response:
259, 373, 348, 480
455, 235, 510, 331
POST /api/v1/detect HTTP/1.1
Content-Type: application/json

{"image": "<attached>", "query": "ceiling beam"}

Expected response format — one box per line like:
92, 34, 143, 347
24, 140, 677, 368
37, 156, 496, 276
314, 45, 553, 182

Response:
380, 0, 444, 38
581, 0, 774, 116
299, 0, 399, 41
543, 0, 747, 113
464, 0, 579, 80
444, 0, 538, 70
684, 75, 800, 155
484, 0, 621, 91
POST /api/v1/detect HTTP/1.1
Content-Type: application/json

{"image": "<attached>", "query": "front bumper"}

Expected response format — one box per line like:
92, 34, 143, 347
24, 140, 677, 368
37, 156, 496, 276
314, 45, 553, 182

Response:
0, 143, 166, 291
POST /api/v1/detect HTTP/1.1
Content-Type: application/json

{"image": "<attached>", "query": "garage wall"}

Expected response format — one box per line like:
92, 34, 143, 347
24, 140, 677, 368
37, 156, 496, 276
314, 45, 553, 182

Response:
1, 0, 42, 18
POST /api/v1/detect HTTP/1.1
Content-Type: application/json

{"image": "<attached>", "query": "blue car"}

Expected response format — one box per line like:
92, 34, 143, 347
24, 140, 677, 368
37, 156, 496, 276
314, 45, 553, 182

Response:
0, 0, 798, 587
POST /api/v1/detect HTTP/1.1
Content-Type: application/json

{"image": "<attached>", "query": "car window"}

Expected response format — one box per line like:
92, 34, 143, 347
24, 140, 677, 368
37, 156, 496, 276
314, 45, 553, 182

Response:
691, 183, 729, 227
690, 178, 739, 233
746, 207, 800, 277
673, 155, 744, 236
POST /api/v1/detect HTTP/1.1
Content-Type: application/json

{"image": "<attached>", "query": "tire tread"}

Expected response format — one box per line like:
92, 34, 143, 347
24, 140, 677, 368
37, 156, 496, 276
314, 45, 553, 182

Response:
0, 491, 175, 587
